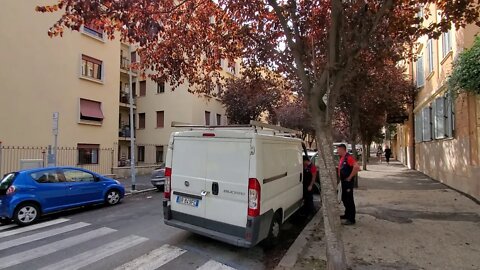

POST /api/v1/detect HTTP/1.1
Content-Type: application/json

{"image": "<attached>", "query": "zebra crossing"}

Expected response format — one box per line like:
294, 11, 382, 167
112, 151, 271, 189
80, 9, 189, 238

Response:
0, 219, 237, 270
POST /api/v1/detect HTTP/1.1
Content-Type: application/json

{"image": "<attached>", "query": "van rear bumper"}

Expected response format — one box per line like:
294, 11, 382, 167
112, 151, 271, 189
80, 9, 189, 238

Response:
165, 218, 254, 248
163, 203, 273, 248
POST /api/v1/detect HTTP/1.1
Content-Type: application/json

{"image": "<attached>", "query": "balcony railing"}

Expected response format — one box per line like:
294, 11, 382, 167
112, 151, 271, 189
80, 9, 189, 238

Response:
119, 92, 136, 105
119, 126, 135, 138
120, 57, 130, 70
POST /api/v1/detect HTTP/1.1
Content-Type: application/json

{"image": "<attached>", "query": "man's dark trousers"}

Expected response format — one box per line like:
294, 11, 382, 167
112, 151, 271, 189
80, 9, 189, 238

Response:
303, 184, 314, 215
341, 179, 356, 222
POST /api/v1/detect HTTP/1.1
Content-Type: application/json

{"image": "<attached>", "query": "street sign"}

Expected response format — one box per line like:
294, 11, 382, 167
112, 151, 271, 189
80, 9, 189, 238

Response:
52, 112, 59, 135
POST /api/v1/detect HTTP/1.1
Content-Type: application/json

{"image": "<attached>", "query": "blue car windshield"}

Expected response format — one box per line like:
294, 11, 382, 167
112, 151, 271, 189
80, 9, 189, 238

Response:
0, 173, 16, 191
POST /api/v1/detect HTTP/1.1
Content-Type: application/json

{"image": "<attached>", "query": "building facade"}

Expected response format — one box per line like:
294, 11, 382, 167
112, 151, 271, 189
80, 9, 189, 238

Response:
0, 1, 120, 175
395, 5, 480, 200
0, 0, 230, 176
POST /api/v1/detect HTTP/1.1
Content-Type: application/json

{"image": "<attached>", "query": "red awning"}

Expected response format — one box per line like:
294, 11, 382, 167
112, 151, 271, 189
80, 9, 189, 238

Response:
80, 99, 104, 120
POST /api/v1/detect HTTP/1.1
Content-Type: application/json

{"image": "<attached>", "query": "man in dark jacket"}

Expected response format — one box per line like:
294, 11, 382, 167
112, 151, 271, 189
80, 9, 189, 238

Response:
337, 144, 360, 225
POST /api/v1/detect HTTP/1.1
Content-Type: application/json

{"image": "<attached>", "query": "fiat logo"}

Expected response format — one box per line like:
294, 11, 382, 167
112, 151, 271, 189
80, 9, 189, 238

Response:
184, 181, 190, 187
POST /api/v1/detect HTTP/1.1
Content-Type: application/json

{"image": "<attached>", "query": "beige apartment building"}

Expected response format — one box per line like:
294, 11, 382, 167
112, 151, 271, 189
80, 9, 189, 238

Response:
0, 1, 120, 175
0, 0, 230, 176
395, 4, 480, 200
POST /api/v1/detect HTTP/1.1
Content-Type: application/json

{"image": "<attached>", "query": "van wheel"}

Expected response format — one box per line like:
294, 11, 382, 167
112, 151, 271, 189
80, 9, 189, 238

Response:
14, 203, 40, 226
264, 213, 281, 248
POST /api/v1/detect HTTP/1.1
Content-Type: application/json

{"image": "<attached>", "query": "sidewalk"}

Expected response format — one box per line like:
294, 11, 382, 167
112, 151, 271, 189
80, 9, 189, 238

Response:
279, 160, 480, 270
116, 174, 156, 193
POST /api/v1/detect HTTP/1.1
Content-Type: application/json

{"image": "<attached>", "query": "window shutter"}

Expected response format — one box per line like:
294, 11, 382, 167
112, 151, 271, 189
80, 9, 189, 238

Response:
415, 112, 423, 143
434, 97, 445, 139
422, 106, 432, 141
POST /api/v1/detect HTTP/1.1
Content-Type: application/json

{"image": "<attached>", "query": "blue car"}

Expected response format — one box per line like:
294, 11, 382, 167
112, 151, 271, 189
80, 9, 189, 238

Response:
0, 167, 125, 225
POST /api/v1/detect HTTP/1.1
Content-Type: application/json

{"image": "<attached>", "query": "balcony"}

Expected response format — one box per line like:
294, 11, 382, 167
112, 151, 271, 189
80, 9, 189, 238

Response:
119, 92, 136, 108
120, 57, 138, 74
119, 126, 135, 140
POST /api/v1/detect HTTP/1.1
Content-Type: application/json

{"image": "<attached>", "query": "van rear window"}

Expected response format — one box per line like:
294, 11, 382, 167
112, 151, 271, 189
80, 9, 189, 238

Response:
0, 173, 17, 194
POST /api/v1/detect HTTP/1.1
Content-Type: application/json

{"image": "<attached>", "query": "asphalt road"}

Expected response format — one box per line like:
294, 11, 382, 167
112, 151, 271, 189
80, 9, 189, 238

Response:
0, 191, 316, 270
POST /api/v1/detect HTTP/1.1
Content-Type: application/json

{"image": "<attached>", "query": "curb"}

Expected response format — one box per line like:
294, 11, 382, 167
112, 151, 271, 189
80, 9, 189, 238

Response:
124, 188, 157, 196
275, 209, 325, 270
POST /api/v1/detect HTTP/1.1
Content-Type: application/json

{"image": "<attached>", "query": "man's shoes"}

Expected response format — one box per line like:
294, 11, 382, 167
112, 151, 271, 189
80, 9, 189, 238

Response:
341, 220, 355, 226
340, 215, 347, 220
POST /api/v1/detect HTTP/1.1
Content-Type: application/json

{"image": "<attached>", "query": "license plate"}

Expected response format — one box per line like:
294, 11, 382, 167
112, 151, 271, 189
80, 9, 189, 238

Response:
176, 196, 199, 207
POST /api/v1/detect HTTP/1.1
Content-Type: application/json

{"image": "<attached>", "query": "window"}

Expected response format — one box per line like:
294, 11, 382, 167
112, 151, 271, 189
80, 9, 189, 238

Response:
80, 98, 104, 122
77, 144, 99, 165
427, 39, 434, 75
442, 30, 453, 58
445, 93, 455, 137
81, 55, 102, 80
434, 97, 446, 139
156, 146, 164, 163
30, 170, 64, 184
205, 111, 211, 125
63, 169, 95, 182
139, 113, 146, 129
156, 111, 165, 128
416, 54, 425, 87
139, 80, 146, 96
157, 81, 165, 93
83, 23, 103, 39
132, 82, 136, 97
216, 114, 221, 125
416, 4, 424, 20
414, 112, 423, 143
216, 84, 222, 95
131, 51, 137, 63
422, 106, 432, 141
138, 146, 145, 162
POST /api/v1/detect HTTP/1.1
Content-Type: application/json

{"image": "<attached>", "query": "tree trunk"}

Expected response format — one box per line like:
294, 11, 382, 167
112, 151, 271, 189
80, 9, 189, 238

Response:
362, 141, 368, 171
311, 105, 347, 270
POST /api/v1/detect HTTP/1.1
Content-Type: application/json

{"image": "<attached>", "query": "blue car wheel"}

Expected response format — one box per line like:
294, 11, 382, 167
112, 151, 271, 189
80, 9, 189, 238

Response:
105, 189, 121, 206
14, 203, 40, 226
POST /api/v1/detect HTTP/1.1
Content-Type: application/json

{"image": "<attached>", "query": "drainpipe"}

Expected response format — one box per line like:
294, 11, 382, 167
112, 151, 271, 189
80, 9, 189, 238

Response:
128, 46, 136, 191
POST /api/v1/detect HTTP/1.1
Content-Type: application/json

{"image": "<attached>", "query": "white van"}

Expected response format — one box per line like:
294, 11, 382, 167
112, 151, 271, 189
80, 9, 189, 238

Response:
163, 122, 304, 247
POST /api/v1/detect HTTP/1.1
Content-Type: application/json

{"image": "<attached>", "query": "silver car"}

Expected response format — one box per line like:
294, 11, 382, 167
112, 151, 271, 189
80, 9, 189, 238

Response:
151, 166, 165, 191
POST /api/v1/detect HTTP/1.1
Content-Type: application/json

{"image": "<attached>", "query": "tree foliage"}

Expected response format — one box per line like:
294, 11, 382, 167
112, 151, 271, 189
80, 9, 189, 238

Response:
449, 35, 480, 95
220, 68, 284, 124
275, 97, 315, 140
36, 1, 480, 266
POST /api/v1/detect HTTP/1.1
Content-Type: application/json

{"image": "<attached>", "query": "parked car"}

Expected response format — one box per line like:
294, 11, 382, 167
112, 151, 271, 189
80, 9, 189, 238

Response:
151, 166, 166, 191
0, 167, 125, 225
163, 126, 303, 247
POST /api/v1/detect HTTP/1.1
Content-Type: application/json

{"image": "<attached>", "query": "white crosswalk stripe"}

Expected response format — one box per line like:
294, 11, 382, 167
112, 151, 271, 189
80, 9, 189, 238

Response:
0, 222, 90, 251
0, 218, 69, 239
39, 235, 148, 270
0, 219, 239, 270
0, 224, 16, 231
114, 244, 187, 270
196, 260, 237, 270
0, 227, 116, 269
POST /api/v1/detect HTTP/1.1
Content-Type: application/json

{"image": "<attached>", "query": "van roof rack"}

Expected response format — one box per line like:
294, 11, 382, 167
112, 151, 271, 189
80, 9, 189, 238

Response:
171, 121, 301, 136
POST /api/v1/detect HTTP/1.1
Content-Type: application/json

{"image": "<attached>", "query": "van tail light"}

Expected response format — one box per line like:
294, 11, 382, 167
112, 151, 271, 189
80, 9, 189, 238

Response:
6, 186, 16, 195
164, 167, 172, 200
248, 178, 261, 217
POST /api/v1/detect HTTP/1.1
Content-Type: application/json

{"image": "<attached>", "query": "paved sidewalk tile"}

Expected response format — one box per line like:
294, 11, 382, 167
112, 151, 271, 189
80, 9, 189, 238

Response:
343, 161, 480, 270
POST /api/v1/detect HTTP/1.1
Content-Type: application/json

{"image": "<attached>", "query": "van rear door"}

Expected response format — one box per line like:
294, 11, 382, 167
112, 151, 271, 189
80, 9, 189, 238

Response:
170, 137, 207, 219
204, 139, 251, 227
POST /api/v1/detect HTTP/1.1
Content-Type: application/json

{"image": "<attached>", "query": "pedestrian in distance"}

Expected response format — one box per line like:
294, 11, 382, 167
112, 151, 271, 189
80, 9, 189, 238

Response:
337, 144, 360, 225
376, 145, 383, 163
301, 155, 317, 218
384, 146, 392, 165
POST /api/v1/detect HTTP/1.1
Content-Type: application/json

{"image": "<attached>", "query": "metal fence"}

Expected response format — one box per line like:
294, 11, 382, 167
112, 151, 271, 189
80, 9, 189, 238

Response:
0, 145, 114, 176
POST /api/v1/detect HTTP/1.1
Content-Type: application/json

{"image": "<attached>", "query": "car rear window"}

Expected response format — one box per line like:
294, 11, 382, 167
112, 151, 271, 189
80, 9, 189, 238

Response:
0, 173, 17, 195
